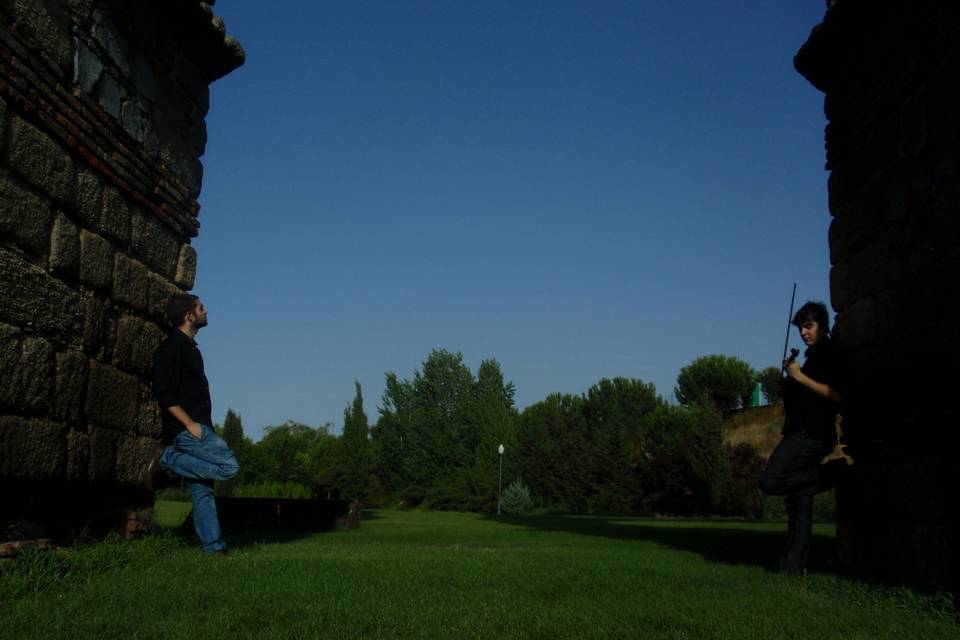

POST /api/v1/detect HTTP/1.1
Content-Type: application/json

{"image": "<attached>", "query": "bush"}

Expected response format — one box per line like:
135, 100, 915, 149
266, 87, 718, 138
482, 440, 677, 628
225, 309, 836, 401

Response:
500, 479, 534, 515
758, 367, 784, 404
675, 354, 756, 411
232, 481, 313, 499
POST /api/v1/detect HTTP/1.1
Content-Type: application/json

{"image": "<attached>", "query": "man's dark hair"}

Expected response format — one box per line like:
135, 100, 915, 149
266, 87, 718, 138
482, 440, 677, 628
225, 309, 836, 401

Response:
792, 300, 830, 334
165, 293, 199, 328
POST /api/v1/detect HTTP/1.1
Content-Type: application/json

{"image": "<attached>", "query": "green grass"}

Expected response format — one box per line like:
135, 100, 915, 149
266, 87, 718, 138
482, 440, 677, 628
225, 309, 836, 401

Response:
1, 505, 955, 639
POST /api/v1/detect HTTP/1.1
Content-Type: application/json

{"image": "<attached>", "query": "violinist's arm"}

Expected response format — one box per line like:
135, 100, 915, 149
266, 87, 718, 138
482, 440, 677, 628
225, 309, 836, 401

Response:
785, 362, 842, 403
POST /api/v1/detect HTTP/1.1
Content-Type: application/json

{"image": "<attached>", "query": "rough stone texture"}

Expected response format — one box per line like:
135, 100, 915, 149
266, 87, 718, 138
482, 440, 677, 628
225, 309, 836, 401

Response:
136, 388, 162, 438
84, 361, 139, 431
79, 229, 114, 291
0, 95, 6, 153
100, 185, 131, 246
0, 0, 243, 534
0, 175, 53, 257
113, 253, 149, 311
795, 0, 960, 592
72, 168, 103, 230
130, 207, 179, 279
6, 117, 73, 204
0, 248, 81, 344
49, 212, 80, 277
0, 0, 74, 75
66, 428, 90, 481
53, 350, 88, 421
175, 243, 197, 290
115, 436, 153, 485
87, 425, 118, 482
147, 271, 179, 324
0, 332, 54, 413
0, 416, 66, 479
0, 323, 53, 414
81, 290, 109, 357
114, 315, 164, 374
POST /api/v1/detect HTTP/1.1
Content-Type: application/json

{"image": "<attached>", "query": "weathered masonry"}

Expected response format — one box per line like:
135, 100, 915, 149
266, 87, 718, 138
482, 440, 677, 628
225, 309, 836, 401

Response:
0, 0, 242, 536
796, 1, 959, 591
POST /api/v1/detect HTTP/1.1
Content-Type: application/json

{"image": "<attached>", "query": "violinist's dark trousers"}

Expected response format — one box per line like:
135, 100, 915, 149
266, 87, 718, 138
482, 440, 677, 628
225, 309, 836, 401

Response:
759, 432, 836, 573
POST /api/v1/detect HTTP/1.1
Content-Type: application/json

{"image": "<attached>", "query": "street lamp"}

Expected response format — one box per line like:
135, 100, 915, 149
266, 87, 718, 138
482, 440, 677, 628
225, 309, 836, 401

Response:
497, 443, 505, 515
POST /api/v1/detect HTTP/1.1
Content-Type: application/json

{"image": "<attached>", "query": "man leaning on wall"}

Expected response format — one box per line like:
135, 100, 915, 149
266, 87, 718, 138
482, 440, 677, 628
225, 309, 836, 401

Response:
143, 293, 240, 555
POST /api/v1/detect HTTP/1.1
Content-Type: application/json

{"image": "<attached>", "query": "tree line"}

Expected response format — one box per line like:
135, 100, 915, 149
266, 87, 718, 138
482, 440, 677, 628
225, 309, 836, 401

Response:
192, 349, 787, 518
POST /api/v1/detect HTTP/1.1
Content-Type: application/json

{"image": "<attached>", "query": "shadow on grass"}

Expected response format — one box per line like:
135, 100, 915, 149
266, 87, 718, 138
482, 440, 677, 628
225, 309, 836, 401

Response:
492, 513, 836, 573
157, 504, 376, 551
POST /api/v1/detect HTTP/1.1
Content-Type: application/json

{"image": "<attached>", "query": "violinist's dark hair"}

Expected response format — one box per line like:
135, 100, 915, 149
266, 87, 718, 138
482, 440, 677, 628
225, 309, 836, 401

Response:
165, 293, 199, 328
792, 300, 830, 334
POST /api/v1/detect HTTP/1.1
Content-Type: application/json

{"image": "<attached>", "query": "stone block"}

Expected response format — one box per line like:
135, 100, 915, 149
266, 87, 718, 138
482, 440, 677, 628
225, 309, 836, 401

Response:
7, 116, 73, 204
53, 349, 88, 421
79, 229, 114, 291
73, 38, 103, 95
49, 212, 80, 277
82, 290, 108, 357
175, 244, 197, 290
116, 435, 154, 486
130, 207, 180, 279
88, 425, 118, 482
0, 248, 81, 344
113, 254, 150, 311
835, 298, 877, 350
84, 361, 139, 431
0, 323, 51, 413
136, 391, 162, 439
0, 175, 53, 257
131, 53, 157, 104
120, 100, 147, 144
114, 315, 164, 374
66, 428, 90, 481
4, 0, 73, 75
94, 71, 123, 119
0, 333, 55, 413
0, 95, 7, 148
92, 16, 132, 77
147, 272, 178, 325
72, 168, 103, 230
100, 185, 130, 246
0, 416, 66, 479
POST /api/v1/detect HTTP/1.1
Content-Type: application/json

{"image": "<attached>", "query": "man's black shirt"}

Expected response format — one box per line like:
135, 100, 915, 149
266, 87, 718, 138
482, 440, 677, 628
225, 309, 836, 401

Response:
152, 329, 212, 443
782, 337, 843, 441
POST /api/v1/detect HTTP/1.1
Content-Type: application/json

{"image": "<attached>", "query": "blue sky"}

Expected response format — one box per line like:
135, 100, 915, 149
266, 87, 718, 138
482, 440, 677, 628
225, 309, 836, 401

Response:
193, 2, 831, 441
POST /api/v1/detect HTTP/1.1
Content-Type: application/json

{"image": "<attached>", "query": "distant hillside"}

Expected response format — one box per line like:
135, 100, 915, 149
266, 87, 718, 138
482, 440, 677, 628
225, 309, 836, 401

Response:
723, 404, 784, 459
723, 403, 846, 463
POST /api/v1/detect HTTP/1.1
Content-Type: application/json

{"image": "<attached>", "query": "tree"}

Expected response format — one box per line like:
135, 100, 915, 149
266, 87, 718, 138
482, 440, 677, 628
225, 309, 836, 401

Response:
336, 381, 377, 502
674, 354, 756, 411
758, 366, 784, 404
582, 377, 661, 510
217, 409, 245, 496
370, 349, 519, 510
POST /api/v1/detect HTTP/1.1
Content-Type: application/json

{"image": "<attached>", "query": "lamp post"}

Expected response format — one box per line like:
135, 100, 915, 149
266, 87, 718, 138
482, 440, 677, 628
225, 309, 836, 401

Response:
497, 443, 505, 515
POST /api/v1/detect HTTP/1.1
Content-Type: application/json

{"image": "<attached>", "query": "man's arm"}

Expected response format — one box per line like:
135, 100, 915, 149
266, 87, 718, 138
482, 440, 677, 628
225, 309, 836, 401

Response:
165, 405, 203, 439
785, 361, 842, 403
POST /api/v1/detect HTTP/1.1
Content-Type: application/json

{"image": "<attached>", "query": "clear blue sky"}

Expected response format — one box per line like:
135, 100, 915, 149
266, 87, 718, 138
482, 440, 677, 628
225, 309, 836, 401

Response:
193, 2, 831, 441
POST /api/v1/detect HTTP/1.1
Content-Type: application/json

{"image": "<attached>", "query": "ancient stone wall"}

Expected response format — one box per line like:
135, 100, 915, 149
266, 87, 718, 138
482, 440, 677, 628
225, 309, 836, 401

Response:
795, 0, 959, 591
0, 0, 241, 535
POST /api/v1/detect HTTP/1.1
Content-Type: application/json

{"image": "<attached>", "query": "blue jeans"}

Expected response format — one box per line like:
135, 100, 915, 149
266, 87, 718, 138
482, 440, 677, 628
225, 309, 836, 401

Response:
160, 424, 240, 553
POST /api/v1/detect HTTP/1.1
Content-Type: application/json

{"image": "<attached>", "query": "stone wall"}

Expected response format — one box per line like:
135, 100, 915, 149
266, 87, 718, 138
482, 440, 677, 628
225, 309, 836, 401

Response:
795, 0, 959, 592
0, 0, 241, 535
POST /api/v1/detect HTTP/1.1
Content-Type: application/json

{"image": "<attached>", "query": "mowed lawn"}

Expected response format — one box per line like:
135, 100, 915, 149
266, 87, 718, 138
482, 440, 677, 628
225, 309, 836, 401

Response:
1, 504, 955, 639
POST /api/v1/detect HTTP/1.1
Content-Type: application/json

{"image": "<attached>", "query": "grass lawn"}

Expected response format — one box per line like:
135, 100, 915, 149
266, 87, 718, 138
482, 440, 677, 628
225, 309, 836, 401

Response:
1, 504, 955, 639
